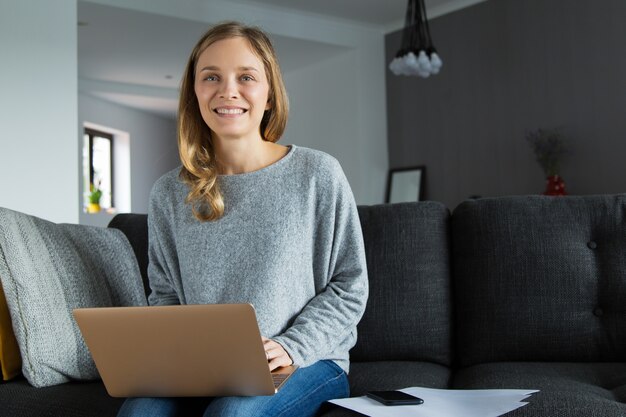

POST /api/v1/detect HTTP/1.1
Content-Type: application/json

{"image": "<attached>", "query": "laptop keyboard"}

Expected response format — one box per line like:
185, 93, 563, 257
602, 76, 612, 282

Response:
272, 373, 288, 388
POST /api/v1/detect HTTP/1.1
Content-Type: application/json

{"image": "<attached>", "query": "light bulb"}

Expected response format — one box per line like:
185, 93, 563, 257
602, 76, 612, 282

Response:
430, 52, 443, 74
390, 49, 442, 77
417, 50, 431, 73
405, 52, 418, 68
389, 57, 402, 75
401, 53, 418, 76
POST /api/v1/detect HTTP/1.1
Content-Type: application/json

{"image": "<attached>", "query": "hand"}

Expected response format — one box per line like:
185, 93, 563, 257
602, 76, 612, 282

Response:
262, 336, 293, 371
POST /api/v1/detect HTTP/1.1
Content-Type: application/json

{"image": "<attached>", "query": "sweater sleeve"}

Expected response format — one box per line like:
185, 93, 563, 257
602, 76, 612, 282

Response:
146, 179, 182, 306
272, 161, 368, 369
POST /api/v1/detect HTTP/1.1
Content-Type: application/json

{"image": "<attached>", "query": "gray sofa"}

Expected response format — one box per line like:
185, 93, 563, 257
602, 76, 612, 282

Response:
1, 195, 625, 416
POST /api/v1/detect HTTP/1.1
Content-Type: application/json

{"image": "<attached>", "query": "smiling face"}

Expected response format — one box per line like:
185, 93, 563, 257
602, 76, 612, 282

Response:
194, 37, 270, 143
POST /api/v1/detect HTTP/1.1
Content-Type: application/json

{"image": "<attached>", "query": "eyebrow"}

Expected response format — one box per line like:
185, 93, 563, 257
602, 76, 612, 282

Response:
198, 66, 260, 72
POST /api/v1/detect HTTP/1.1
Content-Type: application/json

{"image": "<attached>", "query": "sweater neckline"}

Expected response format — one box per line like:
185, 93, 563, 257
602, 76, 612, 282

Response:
218, 144, 296, 181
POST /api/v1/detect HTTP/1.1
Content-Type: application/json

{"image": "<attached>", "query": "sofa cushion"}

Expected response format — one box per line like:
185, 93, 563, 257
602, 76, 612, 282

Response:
348, 361, 451, 397
317, 361, 451, 417
0, 279, 21, 380
0, 208, 147, 387
452, 195, 626, 366
317, 405, 366, 417
0, 376, 124, 417
452, 362, 626, 416
352, 203, 452, 366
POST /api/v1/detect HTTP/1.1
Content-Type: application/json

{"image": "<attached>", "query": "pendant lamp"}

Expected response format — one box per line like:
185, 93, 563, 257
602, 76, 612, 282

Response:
389, 0, 443, 77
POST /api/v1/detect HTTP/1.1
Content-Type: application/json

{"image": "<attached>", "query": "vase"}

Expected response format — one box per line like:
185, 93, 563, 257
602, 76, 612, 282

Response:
544, 175, 567, 196
87, 203, 101, 213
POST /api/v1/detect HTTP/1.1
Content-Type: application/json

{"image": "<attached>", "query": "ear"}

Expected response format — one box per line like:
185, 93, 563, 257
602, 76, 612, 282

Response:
265, 100, 271, 111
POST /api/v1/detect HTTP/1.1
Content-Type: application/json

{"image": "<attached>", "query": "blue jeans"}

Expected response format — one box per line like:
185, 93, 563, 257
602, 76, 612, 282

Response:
116, 360, 349, 417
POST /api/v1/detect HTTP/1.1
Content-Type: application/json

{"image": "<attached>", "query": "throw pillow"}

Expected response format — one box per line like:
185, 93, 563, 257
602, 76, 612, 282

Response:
0, 207, 147, 387
0, 279, 22, 380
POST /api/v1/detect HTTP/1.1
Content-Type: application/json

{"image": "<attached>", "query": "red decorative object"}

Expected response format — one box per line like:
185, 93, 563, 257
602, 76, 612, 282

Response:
544, 175, 567, 196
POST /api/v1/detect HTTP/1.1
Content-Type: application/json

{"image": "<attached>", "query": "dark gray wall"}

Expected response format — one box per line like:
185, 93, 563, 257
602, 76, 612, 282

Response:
386, 0, 626, 210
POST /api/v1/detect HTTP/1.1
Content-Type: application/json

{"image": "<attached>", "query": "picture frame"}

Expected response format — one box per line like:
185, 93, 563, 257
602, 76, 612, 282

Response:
385, 166, 426, 203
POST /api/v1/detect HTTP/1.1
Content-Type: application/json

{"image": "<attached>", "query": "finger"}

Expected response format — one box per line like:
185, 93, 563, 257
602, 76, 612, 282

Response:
268, 353, 292, 371
262, 338, 276, 359
263, 339, 282, 354
261, 338, 293, 367
267, 351, 293, 370
263, 338, 276, 349
261, 336, 293, 360
262, 338, 277, 351
263, 340, 278, 361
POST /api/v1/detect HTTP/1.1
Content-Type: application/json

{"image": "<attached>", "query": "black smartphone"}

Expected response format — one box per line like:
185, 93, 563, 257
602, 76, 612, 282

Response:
366, 390, 424, 406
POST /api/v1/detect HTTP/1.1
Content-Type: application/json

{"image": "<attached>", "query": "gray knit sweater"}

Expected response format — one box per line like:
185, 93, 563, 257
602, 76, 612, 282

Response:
147, 145, 368, 373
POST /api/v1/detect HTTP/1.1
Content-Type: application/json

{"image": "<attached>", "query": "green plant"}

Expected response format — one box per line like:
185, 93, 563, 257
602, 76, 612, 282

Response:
89, 180, 102, 204
525, 128, 568, 177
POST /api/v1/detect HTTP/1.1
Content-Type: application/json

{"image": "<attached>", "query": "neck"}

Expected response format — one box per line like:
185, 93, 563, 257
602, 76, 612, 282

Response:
212, 135, 283, 175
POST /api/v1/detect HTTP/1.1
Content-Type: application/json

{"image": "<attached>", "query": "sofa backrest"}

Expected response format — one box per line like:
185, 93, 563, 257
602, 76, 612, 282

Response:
108, 214, 150, 299
452, 194, 626, 366
351, 202, 453, 366
110, 202, 455, 367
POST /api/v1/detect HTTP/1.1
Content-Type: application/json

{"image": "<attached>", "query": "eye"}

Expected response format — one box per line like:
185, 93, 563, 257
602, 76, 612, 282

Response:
241, 74, 255, 82
203, 74, 219, 82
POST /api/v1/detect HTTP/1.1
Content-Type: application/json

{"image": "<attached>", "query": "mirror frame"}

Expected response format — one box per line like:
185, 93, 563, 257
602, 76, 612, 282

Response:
385, 165, 426, 203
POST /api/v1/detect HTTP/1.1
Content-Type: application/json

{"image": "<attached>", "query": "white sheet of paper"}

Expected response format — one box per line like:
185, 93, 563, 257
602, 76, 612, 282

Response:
328, 387, 539, 417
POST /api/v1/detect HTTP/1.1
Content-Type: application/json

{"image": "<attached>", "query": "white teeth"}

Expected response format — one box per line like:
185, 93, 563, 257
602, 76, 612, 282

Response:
215, 108, 245, 114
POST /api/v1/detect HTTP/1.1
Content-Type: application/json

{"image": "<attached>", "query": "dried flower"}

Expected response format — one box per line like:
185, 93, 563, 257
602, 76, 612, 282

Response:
525, 128, 568, 177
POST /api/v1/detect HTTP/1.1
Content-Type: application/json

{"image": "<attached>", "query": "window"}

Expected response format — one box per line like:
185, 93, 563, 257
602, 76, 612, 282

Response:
83, 128, 114, 210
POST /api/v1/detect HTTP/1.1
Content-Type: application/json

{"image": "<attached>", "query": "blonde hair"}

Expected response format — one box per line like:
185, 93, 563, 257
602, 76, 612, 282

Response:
178, 21, 289, 221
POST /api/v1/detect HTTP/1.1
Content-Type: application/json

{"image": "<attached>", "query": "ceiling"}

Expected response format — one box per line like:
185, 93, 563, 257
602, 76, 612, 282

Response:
78, 0, 483, 118
226, 0, 480, 29
227, 0, 411, 28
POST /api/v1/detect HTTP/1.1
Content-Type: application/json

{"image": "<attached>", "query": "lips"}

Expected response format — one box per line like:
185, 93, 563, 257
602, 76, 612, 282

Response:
213, 107, 248, 115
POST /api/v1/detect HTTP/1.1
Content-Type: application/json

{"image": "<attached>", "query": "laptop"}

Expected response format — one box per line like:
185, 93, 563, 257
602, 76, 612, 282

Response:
73, 303, 297, 397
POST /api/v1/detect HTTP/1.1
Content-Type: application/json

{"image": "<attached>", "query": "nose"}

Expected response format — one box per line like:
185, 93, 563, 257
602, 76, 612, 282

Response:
218, 76, 239, 99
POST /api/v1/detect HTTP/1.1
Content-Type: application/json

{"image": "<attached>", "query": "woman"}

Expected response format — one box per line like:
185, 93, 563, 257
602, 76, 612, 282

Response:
118, 21, 368, 417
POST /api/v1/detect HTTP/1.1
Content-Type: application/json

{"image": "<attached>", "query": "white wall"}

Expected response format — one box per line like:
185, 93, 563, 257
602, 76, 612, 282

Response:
84, 0, 389, 205
0, 0, 78, 223
284, 52, 361, 192
78, 93, 179, 226
285, 41, 389, 205
353, 34, 389, 204
0, 0, 388, 225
